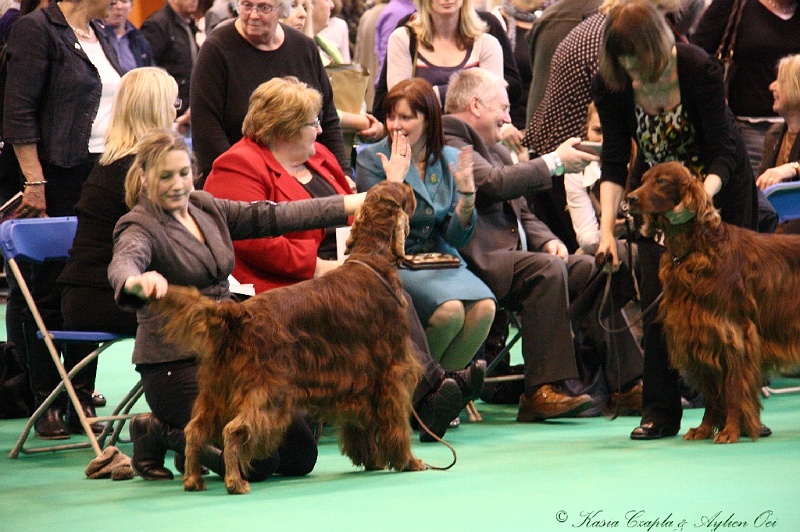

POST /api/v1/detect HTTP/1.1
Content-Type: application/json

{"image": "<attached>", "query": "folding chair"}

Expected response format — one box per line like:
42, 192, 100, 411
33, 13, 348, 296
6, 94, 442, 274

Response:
1, 217, 141, 458
761, 181, 800, 397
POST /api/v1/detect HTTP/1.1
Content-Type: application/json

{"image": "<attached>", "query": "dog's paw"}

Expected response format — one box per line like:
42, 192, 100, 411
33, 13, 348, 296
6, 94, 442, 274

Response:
183, 475, 207, 492
713, 428, 740, 444
683, 426, 713, 440
226, 478, 251, 495
402, 457, 427, 472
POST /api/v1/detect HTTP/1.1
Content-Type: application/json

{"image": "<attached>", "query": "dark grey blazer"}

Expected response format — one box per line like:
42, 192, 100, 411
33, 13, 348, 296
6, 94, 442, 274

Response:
108, 190, 347, 365
443, 115, 560, 298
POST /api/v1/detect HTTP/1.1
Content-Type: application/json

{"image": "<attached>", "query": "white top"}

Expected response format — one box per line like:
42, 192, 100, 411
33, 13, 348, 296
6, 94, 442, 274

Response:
565, 161, 602, 255
81, 38, 121, 154
318, 16, 351, 63
385, 27, 503, 103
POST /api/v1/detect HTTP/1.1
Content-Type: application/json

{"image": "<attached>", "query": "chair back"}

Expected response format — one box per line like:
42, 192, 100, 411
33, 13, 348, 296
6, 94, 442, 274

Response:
764, 182, 800, 224
0, 217, 77, 264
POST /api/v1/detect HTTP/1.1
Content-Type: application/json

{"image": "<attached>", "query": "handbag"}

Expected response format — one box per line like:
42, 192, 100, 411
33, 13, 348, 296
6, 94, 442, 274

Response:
402, 253, 461, 270
714, 0, 746, 99
325, 62, 371, 115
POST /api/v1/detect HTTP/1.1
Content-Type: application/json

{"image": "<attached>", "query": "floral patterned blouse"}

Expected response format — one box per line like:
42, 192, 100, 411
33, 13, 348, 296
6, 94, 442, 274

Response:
635, 103, 705, 177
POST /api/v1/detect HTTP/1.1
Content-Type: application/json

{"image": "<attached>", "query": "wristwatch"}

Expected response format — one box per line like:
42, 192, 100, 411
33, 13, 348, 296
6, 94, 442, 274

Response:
553, 155, 565, 177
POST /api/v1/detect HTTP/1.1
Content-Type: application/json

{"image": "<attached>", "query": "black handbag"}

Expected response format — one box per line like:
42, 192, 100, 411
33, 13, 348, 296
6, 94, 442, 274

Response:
715, 0, 746, 99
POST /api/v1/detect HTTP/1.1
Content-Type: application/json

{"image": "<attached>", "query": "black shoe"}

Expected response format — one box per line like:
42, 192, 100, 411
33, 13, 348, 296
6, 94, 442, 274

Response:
417, 378, 462, 443
67, 401, 106, 435
130, 413, 175, 480
34, 404, 70, 440
760, 424, 772, 438
630, 421, 680, 440
446, 359, 487, 404
92, 390, 107, 408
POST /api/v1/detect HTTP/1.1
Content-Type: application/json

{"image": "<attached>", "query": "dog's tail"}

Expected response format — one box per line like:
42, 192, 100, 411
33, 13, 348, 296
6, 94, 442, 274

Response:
148, 285, 247, 361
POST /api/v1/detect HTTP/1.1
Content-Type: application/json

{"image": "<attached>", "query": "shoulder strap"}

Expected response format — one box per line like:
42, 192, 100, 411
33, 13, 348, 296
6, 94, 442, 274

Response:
715, 0, 746, 61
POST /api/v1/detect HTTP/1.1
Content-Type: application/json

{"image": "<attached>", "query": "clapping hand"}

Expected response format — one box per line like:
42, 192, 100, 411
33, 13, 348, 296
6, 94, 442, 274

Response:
451, 145, 475, 195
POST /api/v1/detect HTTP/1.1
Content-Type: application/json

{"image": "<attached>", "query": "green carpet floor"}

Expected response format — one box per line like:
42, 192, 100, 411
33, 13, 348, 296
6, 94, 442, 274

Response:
2, 329, 799, 531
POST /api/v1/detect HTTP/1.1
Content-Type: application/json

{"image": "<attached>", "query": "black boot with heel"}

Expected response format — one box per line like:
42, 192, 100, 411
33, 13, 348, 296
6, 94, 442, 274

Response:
130, 413, 185, 480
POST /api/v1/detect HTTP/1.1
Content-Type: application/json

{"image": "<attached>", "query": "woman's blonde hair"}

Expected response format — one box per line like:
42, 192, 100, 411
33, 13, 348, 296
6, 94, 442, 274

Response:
409, 0, 487, 50
598, 0, 675, 92
241, 76, 323, 145
776, 54, 800, 113
100, 67, 178, 165
124, 129, 196, 210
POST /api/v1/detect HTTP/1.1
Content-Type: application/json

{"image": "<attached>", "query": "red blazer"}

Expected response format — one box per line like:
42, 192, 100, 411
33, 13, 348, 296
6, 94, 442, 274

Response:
204, 136, 352, 293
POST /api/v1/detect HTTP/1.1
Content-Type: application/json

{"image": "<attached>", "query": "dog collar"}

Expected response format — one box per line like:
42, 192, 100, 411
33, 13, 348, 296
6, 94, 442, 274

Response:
664, 208, 695, 225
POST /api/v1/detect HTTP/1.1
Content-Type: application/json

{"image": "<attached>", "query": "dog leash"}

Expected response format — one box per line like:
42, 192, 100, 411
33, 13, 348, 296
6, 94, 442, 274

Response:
347, 259, 406, 307
348, 259, 458, 470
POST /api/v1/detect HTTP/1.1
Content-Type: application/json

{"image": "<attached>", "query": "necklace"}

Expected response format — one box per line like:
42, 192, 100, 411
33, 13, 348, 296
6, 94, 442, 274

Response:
762, 0, 797, 14
70, 23, 94, 40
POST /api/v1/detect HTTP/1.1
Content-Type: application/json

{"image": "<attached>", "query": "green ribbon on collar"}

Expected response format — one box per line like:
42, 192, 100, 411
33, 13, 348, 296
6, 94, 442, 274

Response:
664, 207, 695, 225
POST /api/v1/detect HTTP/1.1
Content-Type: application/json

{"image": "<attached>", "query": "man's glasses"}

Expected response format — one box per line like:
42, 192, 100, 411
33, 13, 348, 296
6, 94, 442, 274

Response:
238, 1, 280, 14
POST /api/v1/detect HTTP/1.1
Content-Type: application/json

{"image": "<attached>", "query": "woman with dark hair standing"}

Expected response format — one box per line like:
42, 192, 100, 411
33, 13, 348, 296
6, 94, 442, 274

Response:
592, 0, 758, 440
3, 0, 123, 439
356, 78, 495, 377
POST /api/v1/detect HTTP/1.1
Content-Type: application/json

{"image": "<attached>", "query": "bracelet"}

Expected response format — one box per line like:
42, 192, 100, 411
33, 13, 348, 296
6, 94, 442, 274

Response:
23, 180, 47, 188
458, 190, 475, 196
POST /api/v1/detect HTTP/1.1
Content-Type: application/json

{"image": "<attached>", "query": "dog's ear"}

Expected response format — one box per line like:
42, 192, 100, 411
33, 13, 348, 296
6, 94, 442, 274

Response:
391, 210, 410, 263
344, 203, 366, 255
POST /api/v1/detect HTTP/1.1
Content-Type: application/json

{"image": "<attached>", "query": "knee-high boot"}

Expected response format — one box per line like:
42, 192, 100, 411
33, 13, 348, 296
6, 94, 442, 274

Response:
129, 413, 185, 480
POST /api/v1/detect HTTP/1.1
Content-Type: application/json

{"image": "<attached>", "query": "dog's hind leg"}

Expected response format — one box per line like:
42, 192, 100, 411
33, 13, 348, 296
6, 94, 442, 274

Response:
340, 422, 384, 470
222, 403, 293, 494
183, 415, 212, 492
684, 376, 721, 441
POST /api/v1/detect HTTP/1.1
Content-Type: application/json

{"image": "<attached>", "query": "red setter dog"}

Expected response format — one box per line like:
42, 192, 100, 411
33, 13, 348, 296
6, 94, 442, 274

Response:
627, 162, 800, 443
149, 182, 425, 494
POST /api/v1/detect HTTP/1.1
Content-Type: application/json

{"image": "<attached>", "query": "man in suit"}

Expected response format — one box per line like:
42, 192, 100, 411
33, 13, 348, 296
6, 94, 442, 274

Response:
443, 68, 643, 422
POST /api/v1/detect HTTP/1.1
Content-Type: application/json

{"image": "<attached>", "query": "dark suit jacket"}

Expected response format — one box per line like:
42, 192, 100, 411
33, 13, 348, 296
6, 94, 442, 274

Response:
442, 115, 559, 298
759, 122, 800, 177
141, 3, 197, 114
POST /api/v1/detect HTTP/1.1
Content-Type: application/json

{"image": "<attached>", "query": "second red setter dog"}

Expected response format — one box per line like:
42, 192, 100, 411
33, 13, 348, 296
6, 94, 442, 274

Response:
627, 162, 800, 443
150, 182, 426, 494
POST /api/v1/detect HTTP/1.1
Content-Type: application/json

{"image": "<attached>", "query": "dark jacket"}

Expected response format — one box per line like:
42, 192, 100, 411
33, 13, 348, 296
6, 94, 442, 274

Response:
141, 2, 197, 114
103, 21, 154, 72
759, 123, 800, 177
2, 4, 123, 168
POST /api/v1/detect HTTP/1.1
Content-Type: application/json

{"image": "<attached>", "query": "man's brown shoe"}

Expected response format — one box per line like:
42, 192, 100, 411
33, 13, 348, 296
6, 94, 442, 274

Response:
607, 381, 643, 416
516, 383, 593, 422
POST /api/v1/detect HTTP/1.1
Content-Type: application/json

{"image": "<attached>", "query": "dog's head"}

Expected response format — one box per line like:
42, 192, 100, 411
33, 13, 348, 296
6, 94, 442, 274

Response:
627, 161, 720, 234
346, 181, 416, 264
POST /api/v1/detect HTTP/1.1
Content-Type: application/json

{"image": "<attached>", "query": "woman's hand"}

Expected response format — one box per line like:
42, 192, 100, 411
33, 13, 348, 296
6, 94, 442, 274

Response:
358, 114, 384, 142
500, 123, 526, 158
124, 271, 169, 300
378, 130, 411, 183
15, 184, 47, 218
756, 164, 796, 191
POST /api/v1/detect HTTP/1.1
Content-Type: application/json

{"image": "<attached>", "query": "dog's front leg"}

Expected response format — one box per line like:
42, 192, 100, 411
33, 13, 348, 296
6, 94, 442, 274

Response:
183, 420, 207, 491
221, 422, 250, 495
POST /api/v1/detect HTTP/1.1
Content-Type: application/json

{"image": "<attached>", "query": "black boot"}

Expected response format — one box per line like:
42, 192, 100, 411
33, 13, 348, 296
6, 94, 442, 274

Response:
130, 413, 176, 480
67, 396, 106, 435
175, 445, 279, 482
34, 395, 70, 440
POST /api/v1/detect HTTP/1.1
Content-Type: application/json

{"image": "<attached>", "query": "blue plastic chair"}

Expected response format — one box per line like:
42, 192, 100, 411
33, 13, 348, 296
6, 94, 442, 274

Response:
0, 217, 140, 458
761, 182, 800, 397
764, 181, 800, 224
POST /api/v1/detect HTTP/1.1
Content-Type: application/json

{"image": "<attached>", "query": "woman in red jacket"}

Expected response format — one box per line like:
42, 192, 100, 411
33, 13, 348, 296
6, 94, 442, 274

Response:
204, 76, 353, 293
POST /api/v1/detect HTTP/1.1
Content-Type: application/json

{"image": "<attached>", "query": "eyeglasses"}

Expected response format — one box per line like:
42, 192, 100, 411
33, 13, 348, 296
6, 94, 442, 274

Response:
304, 117, 321, 129
238, 1, 280, 14
173, 98, 183, 109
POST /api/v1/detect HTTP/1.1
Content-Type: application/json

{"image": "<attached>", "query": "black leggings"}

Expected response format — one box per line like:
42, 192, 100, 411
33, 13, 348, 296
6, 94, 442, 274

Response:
138, 359, 318, 477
